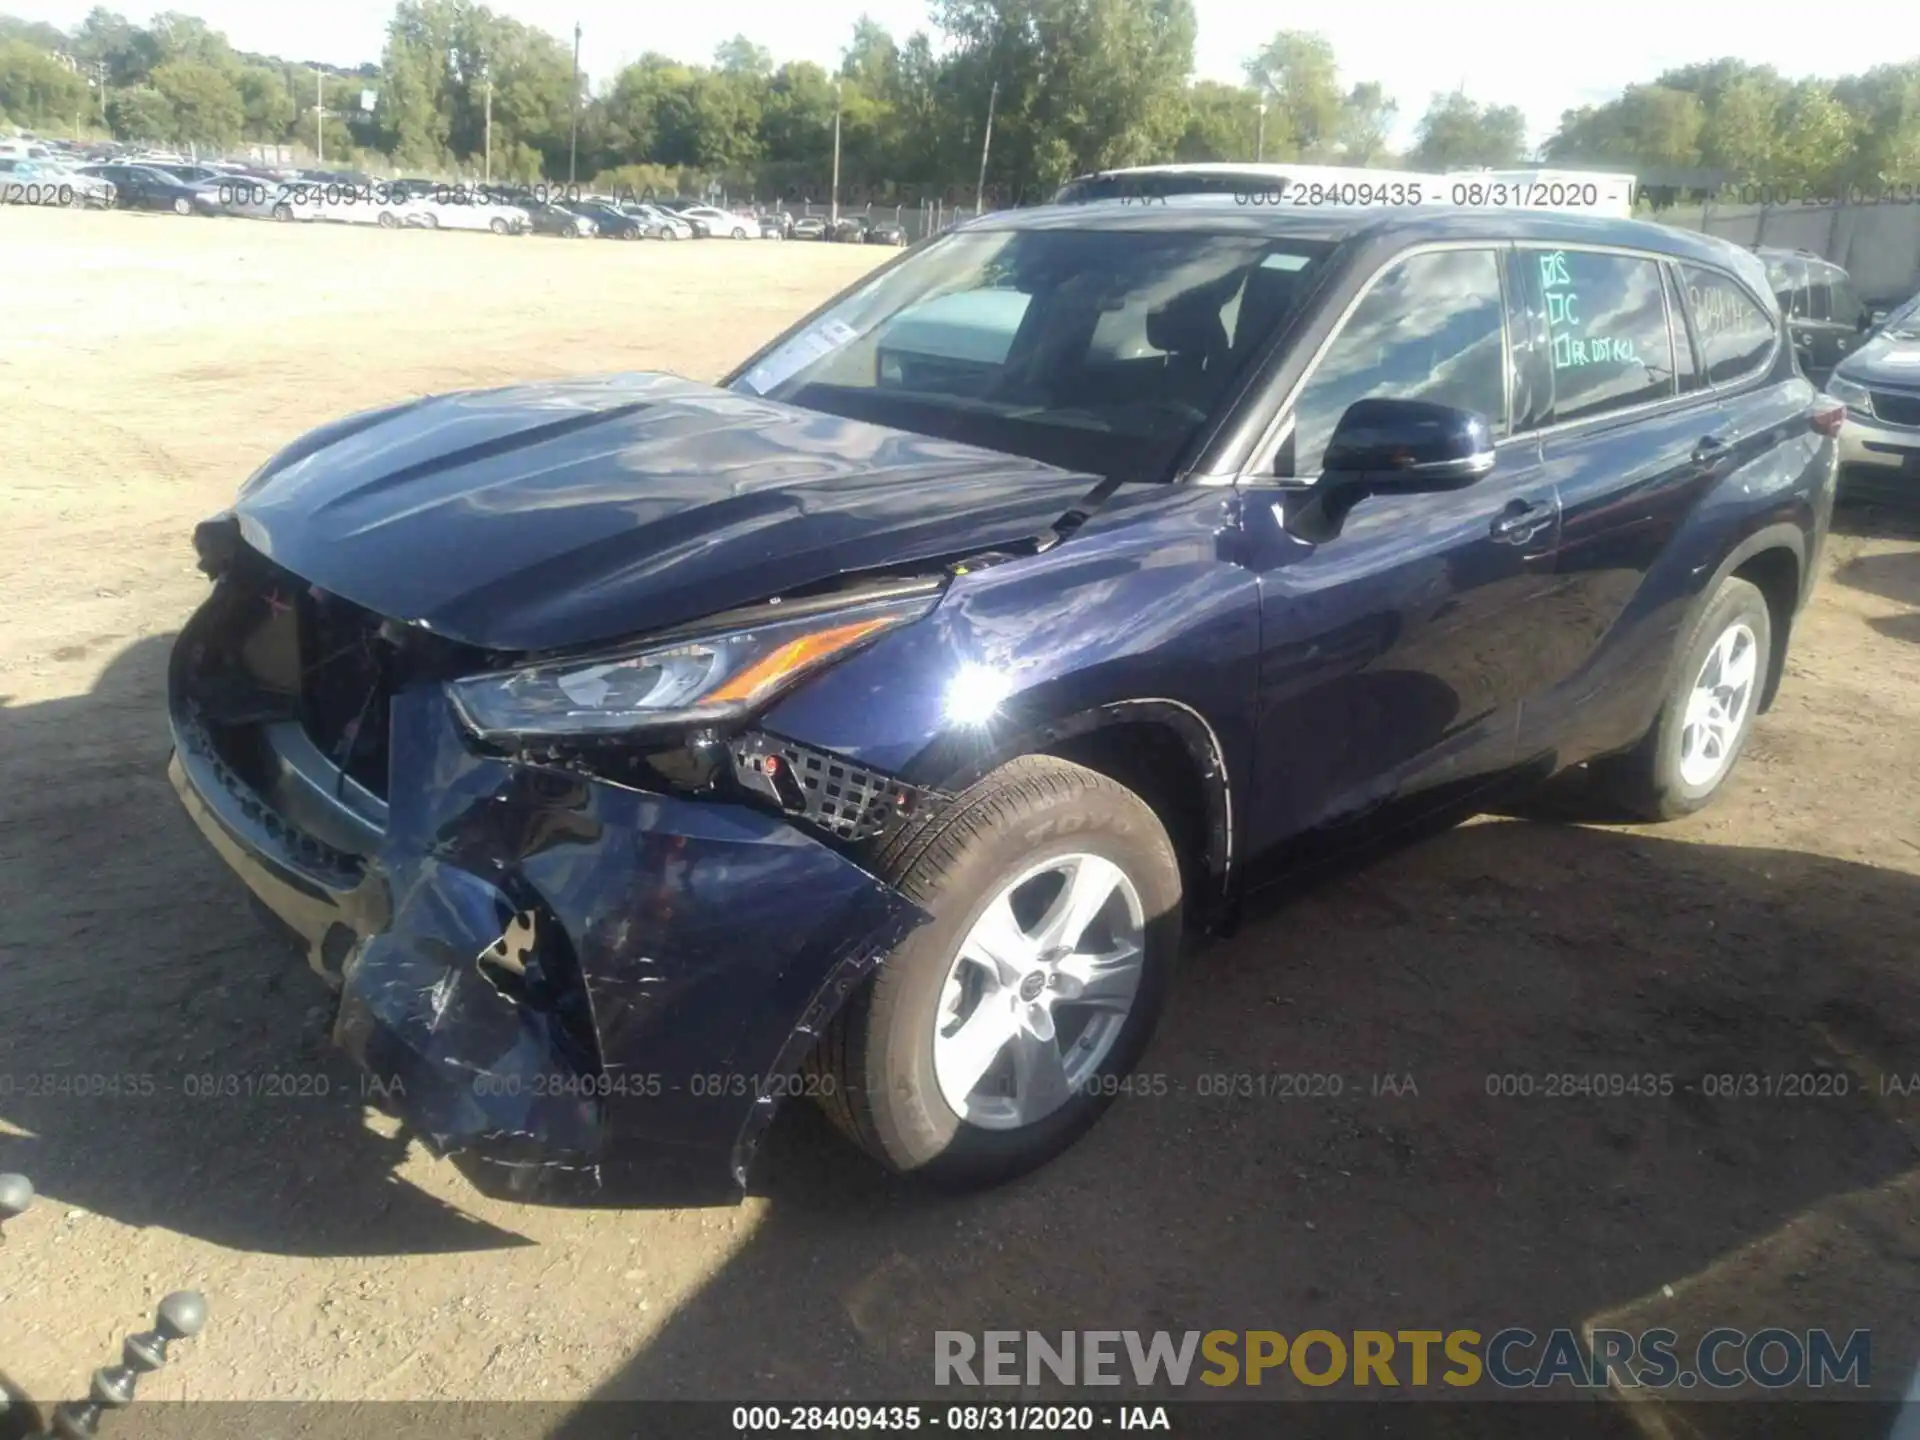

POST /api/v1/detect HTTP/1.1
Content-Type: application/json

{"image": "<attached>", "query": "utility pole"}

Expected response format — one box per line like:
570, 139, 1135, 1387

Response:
974, 79, 998, 215
1256, 101, 1267, 163
568, 22, 581, 185
829, 78, 842, 224
315, 69, 324, 165
483, 64, 493, 183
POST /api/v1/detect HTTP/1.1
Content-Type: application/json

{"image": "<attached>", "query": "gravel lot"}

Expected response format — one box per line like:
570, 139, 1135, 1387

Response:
1, 207, 1917, 1431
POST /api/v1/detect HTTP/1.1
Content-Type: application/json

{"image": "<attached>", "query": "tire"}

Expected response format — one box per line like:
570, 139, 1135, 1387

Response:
1589, 575, 1772, 821
272, 203, 293, 222
172, 196, 192, 216
377, 210, 398, 228
420, 213, 438, 229
813, 755, 1182, 1189
732, 226, 747, 238
490, 217, 510, 235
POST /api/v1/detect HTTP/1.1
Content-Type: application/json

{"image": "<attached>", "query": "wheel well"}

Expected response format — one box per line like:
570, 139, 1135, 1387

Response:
1041, 722, 1218, 920
1731, 546, 1799, 711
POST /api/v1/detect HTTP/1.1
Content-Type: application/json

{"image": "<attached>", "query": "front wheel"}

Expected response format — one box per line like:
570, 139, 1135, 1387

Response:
1590, 575, 1772, 820
813, 755, 1181, 1188
172, 196, 192, 216
272, 203, 293, 222
489, 217, 510, 235
732, 226, 747, 238
377, 210, 398, 228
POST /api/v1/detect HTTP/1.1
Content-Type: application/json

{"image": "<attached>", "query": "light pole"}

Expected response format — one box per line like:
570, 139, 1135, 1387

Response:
568, 22, 581, 185
482, 63, 493, 183
829, 77, 842, 224
1256, 101, 1267, 163
975, 79, 998, 215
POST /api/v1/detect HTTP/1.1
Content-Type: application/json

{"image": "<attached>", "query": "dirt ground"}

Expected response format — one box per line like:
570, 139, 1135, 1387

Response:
2, 207, 1918, 1431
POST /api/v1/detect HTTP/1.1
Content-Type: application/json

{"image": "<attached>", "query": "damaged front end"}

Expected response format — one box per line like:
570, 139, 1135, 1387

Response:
168, 521, 935, 1194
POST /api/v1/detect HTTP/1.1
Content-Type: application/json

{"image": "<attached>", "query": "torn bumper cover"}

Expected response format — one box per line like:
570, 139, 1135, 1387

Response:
168, 651, 928, 1191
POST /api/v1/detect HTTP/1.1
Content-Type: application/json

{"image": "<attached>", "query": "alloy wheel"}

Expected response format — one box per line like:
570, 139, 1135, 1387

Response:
931, 853, 1146, 1130
1678, 620, 1759, 788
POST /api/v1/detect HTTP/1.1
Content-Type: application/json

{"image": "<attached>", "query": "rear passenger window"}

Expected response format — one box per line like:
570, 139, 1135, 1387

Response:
1663, 265, 1701, 393
1284, 248, 1508, 477
1529, 249, 1674, 423
1677, 265, 1776, 384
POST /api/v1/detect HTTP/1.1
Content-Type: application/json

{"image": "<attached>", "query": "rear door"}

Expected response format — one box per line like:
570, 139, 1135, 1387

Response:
1511, 244, 1733, 763
1238, 244, 1563, 861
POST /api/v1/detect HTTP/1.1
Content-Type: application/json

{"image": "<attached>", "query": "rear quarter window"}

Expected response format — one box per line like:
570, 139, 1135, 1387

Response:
1676, 264, 1776, 384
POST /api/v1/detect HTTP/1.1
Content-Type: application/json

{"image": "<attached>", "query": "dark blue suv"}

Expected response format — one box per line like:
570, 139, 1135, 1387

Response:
167, 200, 1840, 1195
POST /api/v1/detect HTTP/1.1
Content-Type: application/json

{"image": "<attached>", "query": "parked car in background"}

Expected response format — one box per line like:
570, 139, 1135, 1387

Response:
828, 216, 869, 243
624, 203, 692, 239
510, 197, 596, 237
166, 202, 1837, 1197
864, 220, 908, 246
77, 163, 220, 215
147, 163, 227, 186
758, 211, 791, 239
1827, 290, 1920, 505
676, 204, 760, 238
0, 158, 114, 207
1757, 247, 1875, 388
564, 200, 652, 239
207, 178, 325, 223
789, 216, 827, 240
400, 191, 530, 234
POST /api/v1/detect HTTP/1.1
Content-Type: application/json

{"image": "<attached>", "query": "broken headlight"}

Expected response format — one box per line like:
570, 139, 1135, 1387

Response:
447, 591, 937, 742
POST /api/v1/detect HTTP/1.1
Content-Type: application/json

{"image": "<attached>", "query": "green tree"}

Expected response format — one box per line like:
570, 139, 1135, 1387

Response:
71, 7, 157, 86
1770, 81, 1858, 191
714, 34, 772, 77
1338, 80, 1397, 164
106, 82, 172, 140
150, 58, 242, 145
236, 65, 295, 141
0, 40, 90, 128
1243, 30, 1343, 160
1175, 79, 1259, 162
1408, 91, 1527, 169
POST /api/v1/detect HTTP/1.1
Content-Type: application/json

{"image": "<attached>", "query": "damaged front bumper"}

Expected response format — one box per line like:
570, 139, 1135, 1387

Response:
167, 598, 928, 1195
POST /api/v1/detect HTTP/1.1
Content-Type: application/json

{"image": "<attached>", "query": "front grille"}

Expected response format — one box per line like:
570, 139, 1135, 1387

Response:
1871, 389, 1920, 428
297, 587, 395, 799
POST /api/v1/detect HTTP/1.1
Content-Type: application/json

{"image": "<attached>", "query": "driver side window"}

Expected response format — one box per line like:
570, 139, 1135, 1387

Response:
1281, 249, 1510, 478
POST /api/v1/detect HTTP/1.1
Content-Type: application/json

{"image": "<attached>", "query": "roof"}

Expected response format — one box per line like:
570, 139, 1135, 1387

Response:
967, 196, 1760, 268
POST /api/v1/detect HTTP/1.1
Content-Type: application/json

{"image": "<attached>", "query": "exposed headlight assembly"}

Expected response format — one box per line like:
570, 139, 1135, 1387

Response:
1826, 374, 1874, 418
448, 588, 938, 742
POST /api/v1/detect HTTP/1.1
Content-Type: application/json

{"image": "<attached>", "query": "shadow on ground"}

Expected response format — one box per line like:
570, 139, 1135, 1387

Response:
550, 813, 1920, 1426
0, 635, 528, 1257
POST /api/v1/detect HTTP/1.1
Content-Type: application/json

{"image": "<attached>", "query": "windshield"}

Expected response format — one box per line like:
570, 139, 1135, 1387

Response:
730, 226, 1331, 481
1882, 294, 1920, 340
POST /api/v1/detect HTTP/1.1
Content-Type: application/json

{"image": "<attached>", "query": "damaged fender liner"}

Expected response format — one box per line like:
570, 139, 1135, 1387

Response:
171, 676, 931, 1186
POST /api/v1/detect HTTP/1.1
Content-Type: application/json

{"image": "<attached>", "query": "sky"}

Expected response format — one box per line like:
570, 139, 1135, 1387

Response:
15, 0, 1920, 149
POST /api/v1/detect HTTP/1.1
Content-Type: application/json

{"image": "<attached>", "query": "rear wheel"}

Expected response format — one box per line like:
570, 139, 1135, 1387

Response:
172, 196, 192, 216
272, 202, 293, 222
732, 226, 747, 238
813, 756, 1182, 1188
1588, 575, 1772, 820
489, 216, 510, 235
377, 210, 398, 228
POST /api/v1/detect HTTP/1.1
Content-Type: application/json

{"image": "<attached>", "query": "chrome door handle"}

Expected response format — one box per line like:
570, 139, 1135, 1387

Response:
1491, 499, 1552, 543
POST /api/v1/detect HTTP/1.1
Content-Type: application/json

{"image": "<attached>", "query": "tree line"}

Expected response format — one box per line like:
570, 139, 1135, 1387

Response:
1, 3, 1915, 204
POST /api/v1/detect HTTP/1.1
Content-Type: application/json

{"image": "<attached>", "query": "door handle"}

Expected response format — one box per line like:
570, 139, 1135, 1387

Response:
1490, 499, 1552, 543
1692, 435, 1730, 466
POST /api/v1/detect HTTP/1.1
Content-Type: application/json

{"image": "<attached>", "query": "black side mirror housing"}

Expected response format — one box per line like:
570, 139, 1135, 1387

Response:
1321, 398, 1497, 493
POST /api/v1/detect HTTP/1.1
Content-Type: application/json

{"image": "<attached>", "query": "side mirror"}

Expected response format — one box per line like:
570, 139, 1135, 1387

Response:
1321, 398, 1496, 492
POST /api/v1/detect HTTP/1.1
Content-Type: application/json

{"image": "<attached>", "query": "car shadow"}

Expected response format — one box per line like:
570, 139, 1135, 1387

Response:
549, 815, 1920, 1426
0, 634, 529, 1257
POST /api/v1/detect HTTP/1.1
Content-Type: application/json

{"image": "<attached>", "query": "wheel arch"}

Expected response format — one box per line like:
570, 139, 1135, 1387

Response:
1708, 524, 1805, 714
916, 699, 1235, 928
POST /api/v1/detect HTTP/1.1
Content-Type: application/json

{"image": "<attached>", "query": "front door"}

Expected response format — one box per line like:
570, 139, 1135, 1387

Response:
1237, 245, 1563, 863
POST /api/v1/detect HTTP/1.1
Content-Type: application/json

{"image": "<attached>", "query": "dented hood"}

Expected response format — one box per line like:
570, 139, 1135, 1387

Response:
233, 372, 1100, 652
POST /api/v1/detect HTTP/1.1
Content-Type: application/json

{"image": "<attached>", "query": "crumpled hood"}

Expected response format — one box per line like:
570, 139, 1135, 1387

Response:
233, 372, 1100, 652
1834, 330, 1920, 389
